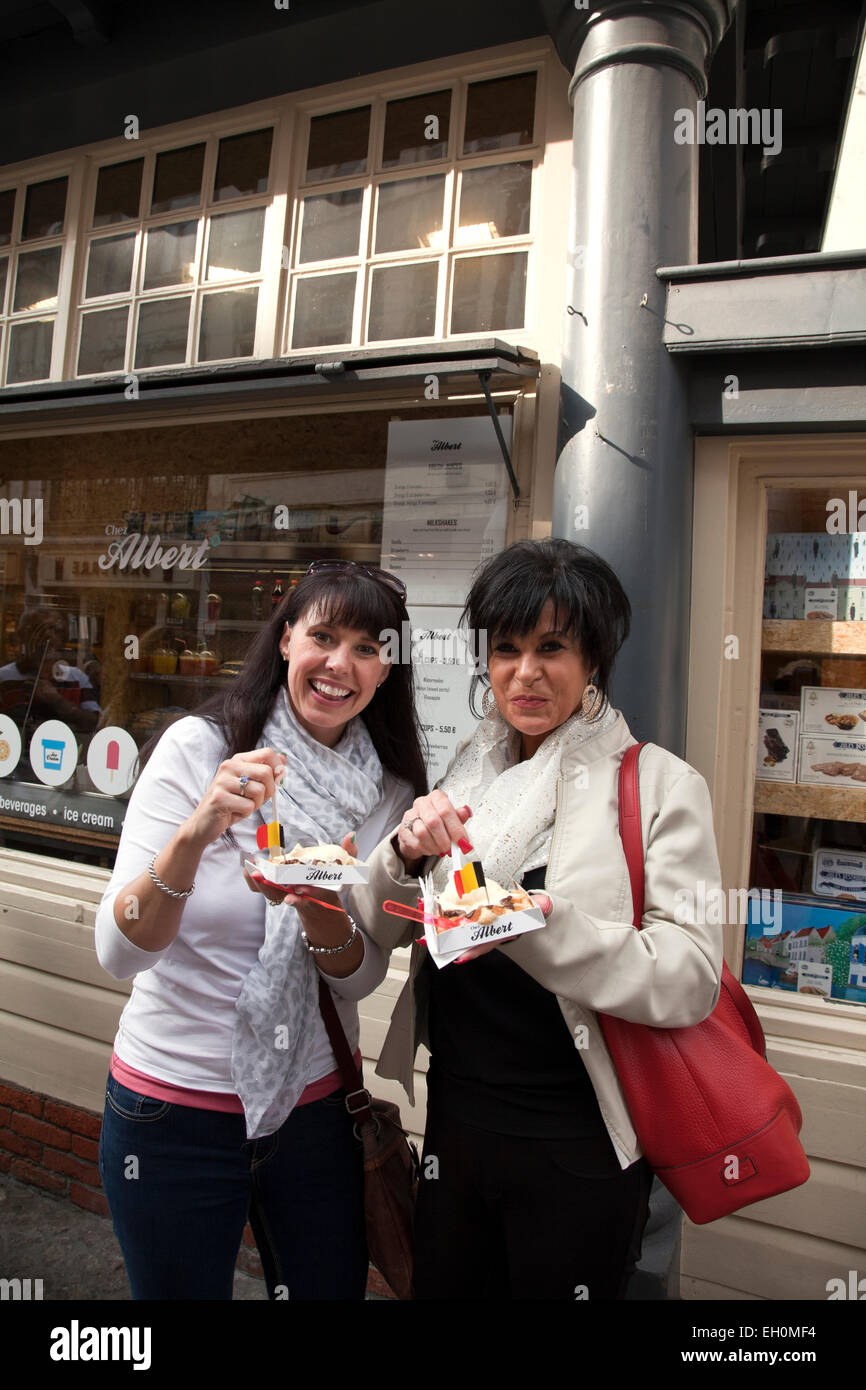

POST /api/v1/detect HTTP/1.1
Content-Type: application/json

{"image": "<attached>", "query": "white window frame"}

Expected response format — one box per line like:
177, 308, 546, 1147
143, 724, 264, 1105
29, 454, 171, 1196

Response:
0, 40, 552, 388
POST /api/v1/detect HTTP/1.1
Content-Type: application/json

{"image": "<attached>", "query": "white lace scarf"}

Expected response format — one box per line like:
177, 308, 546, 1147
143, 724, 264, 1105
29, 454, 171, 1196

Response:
431, 701, 618, 895
231, 688, 383, 1140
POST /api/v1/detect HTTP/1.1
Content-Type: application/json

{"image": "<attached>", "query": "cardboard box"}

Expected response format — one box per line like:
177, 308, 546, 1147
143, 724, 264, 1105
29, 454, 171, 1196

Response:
757, 710, 799, 781
766, 533, 866, 583
837, 583, 866, 621
800, 686, 866, 735
419, 877, 545, 967
797, 734, 866, 786
812, 849, 866, 902
798, 586, 838, 620
244, 856, 369, 887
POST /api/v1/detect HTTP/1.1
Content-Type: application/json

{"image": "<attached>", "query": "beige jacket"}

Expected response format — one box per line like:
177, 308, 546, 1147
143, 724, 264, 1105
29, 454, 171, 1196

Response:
348, 712, 724, 1168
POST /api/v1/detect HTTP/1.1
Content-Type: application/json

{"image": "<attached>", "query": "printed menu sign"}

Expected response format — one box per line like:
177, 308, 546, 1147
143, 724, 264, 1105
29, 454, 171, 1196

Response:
407, 605, 480, 785
381, 416, 510, 605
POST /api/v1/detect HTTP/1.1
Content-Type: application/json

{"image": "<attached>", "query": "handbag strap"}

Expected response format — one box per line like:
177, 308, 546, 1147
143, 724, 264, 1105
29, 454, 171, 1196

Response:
316, 975, 374, 1124
619, 742, 648, 930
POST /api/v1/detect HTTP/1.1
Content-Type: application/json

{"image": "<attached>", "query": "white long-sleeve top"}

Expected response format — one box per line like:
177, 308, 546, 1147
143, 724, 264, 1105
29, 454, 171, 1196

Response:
95, 712, 413, 1092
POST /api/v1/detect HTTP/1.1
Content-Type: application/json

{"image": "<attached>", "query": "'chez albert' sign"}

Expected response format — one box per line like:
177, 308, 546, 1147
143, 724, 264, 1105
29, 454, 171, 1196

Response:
98, 533, 213, 572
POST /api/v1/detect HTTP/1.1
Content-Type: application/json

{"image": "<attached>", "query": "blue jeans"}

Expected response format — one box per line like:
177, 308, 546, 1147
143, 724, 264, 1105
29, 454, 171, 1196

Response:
98, 1074, 368, 1301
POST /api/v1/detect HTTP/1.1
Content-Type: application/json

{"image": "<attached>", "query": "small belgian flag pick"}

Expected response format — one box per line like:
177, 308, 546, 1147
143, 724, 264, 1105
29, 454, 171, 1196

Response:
256, 821, 285, 858
451, 839, 487, 899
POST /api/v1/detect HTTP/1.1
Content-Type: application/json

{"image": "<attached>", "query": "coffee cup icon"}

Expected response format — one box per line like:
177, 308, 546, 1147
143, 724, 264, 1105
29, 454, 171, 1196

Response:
41, 738, 65, 771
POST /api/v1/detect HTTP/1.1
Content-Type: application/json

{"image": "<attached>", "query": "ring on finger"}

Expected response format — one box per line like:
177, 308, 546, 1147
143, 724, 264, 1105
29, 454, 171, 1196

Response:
401, 814, 422, 832
239, 775, 250, 796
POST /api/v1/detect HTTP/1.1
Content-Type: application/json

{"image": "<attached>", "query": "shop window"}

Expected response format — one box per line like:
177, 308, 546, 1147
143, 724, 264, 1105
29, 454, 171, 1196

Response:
78, 306, 129, 375
457, 162, 532, 244
93, 158, 144, 227
0, 176, 67, 383
286, 71, 536, 349
291, 271, 356, 349
151, 144, 206, 215
299, 189, 364, 264
305, 106, 371, 183
0, 188, 16, 245
21, 177, 68, 240
374, 175, 445, 255
213, 128, 273, 202
748, 486, 866, 1011
85, 233, 136, 299
142, 221, 198, 291
450, 252, 527, 334
198, 288, 258, 361
6, 318, 53, 383
71, 127, 274, 378
367, 261, 438, 341
205, 209, 266, 280
463, 73, 537, 154
134, 296, 192, 368
381, 90, 451, 168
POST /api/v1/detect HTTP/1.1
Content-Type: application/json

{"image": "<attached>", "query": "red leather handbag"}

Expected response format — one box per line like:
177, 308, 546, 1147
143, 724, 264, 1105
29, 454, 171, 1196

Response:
597, 742, 810, 1224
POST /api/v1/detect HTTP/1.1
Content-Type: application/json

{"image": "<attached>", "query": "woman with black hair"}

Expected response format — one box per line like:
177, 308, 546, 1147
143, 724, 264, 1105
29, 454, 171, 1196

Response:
351, 538, 723, 1301
95, 561, 426, 1301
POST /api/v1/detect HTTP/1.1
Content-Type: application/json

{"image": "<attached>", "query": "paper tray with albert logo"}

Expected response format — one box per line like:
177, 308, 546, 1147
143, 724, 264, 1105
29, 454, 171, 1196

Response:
247, 855, 369, 887
421, 882, 545, 968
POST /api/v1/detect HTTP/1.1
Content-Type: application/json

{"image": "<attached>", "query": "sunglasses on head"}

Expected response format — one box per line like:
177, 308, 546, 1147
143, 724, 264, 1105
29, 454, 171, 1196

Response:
305, 559, 407, 601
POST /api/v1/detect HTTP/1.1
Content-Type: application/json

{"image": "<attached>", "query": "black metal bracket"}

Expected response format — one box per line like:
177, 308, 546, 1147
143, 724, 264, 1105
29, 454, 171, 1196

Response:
477, 369, 520, 505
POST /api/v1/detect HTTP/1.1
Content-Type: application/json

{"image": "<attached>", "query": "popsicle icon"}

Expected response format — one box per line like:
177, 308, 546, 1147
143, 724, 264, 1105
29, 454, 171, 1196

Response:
106, 738, 119, 783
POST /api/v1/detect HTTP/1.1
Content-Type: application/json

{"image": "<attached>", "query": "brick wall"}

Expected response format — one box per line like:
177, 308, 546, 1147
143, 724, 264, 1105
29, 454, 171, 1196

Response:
0, 1076, 395, 1298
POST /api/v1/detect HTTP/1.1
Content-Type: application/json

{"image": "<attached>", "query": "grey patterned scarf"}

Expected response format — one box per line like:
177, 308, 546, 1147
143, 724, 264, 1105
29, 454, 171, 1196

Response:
231, 688, 382, 1139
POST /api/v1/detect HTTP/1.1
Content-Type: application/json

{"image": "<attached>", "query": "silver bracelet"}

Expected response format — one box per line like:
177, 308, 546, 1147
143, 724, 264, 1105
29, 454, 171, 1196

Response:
301, 914, 358, 955
148, 855, 195, 900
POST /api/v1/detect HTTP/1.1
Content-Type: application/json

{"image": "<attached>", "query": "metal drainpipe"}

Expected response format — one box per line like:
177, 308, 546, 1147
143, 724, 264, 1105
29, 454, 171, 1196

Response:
541, 0, 735, 750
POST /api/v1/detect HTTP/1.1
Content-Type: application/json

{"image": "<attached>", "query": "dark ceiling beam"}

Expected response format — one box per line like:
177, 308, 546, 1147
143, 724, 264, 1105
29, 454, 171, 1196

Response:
49, 0, 111, 44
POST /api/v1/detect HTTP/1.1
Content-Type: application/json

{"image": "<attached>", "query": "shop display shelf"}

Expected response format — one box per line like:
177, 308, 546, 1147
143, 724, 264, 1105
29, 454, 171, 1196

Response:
205, 541, 381, 561
129, 672, 235, 687
754, 779, 866, 824
762, 620, 866, 655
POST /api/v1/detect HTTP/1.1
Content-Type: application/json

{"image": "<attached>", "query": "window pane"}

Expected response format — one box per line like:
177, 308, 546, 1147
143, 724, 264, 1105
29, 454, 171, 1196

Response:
13, 246, 61, 312
382, 91, 451, 168
368, 262, 437, 341
22, 177, 67, 239
463, 73, 537, 155
7, 318, 53, 383
143, 221, 197, 290
375, 175, 445, 255
0, 189, 15, 246
198, 288, 258, 360
457, 162, 531, 245
206, 209, 265, 281
214, 128, 273, 201
451, 252, 527, 333
85, 234, 136, 298
0, 257, 7, 314
299, 189, 363, 263
292, 273, 355, 348
135, 297, 191, 368
78, 306, 129, 375
306, 107, 370, 183
94, 159, 143, 227
151, 144, 205, 214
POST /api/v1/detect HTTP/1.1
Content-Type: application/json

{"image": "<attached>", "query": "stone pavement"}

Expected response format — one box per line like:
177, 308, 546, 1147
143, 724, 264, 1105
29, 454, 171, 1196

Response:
0, 1172, 389, 1300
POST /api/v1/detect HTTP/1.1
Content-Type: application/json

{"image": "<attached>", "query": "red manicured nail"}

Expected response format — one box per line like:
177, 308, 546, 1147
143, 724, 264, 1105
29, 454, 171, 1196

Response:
457, 838, 473, 854
461, 806, 472, 818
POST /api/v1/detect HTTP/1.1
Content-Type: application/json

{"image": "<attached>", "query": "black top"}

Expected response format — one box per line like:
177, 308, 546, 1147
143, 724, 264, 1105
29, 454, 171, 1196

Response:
423, 866, 611, 1139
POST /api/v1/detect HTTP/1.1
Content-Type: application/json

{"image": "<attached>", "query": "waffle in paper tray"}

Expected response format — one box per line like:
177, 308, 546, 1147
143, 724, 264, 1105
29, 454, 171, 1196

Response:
420, 873, 545, 968
247, 829, 369, 887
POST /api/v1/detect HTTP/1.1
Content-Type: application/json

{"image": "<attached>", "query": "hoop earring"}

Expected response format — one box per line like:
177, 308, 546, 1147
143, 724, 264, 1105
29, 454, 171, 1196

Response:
580, 678, 604, 721
481, 686, 497, 719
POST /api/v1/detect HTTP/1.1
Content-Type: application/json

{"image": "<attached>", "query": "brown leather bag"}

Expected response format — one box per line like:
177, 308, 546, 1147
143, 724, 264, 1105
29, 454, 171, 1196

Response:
317, 977, 418, 1299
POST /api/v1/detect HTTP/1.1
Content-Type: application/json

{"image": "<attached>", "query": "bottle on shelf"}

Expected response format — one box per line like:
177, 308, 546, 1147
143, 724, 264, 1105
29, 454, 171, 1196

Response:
251, 578, 265, 619
271, 578, 284, 610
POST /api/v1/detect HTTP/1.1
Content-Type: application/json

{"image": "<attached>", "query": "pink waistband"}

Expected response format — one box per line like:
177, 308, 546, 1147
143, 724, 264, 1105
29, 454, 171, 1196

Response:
109, 1049, 362, 1115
